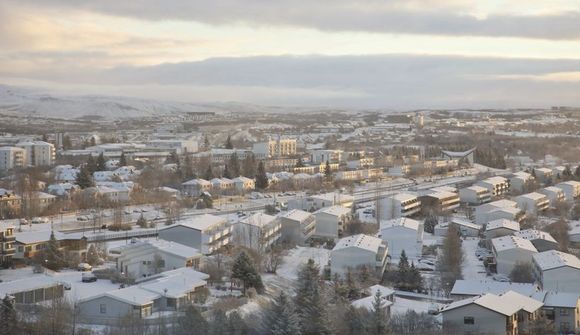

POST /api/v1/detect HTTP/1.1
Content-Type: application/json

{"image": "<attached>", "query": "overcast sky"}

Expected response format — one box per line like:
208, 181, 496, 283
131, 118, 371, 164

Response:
1, 0, 580, 109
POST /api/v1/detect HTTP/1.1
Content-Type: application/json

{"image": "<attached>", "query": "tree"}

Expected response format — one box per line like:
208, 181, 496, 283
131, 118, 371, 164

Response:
205, 164, 215, 180
204, 135, 210, 149
296, 157, 305, 168
223, 164, 232, 179
345, 305, 367, 335
437, 223, 464, 294
75, 164, 94, 189
119, 152, 127, 167
229, 153, 240, 177
324, 160, 332, 181
575, 166, 580, 180
86, 155, 97, 174
62, 135, 72, 150
509, 262, 534, 283
423, 216, 438, 234
175, 305, 208, 335
209, 309, 228, 335
255, 161, 269, 190
227, 311, 249, 335
370, 290, 388, 335
409, 262, 424, 292
136, 214, 148, 228
544, 218, 570, 251
242, 154, 256, 178
231, 251, 264, 294
225, 135, 233, 149
166, 152, 179, 165
294, 259, 331, 335
86, 244, 99, 266
262, 292, 302, 335
43, 231, 66, 271
89, 136, 96, 147
389, 310, 440, 335
96, 153, 107, 171
0, 295, 17, 335
395, 250, 411, 291
182, 155, 195, 180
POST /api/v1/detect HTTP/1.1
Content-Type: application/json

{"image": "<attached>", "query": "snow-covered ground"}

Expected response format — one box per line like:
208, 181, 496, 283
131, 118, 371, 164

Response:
461, 238, 488, 280
276, 246, 330, 281
391, 297, 440, 315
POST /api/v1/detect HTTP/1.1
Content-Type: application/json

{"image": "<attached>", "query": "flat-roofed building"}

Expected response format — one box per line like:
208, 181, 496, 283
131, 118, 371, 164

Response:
233, 213, 281, 251
181, 178, 211, 197
515, 192, 550, 215
379, 217, 423, 260
532, 250, 580, 293
158, 214, 231, 254
484, 219, 520, 239
278, 209, 316, 245
314, 205, 353, 239
555, 181, 580, 202
330, 234, 388, 277
419, 190, 460, 215
378, 193, 421, 220
459, 185, 492, 205
491, 236, 537, 275
539, 186, 566, 207
476, 176, 510, 197
510, 171, 535, 193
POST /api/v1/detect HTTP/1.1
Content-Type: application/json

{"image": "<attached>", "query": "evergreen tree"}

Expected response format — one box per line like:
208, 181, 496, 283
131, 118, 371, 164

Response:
86, 155, 97, 174
175, 305, 208, 335
255, 161, 269, 190
227, 311, 249, 335
242, 154, 256, 178
0, 295, 17, 335
89, 136, 96, 147
62, 135, 72, 150
423, 216, 438, 234
44, 231, 65, 271
229, 153, 240, 177
167, 152, 179, 165
205, 164, 215, 180
75, 164, 94, 189
345, 305, 367, 335
96, 153, 107, 171
294, 259, 331, 335
204, 135, 210, 149
296, 157, 305, 168
119, 153, 127, 167
231, 251, 264, 294
370, 291, 388, 335
575, 166, 580, 180
409, 262, 424, 292
183, 155, 195, 180
324, 160, 332, 181
437, 223, 464, 294
563, 165, 572, 180
225, 135, 234, 149
262, 292, 302, 335
396, 250, 411, 291
223, 164, 232, 179
136, 214, 148, 228
209, 309, 228, 335
86, 244, 99, 266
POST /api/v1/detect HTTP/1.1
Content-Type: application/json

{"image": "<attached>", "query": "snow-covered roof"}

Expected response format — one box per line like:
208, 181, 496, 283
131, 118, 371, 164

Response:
514, 229, 557, 244
391, 193, 418, 202
517, 192, 548, 201
367, 284, 395, 297
430, 185, 457, 193
15, 231, 63, 244
556, 180, 580, 187
463, 185, 489, 193
281, 209, 313, 222
240, 213, 277, 228
491, 236, 537, 253
485, 219, 520, 232
441, 147, 476, 158
511, 171, 532, 179
543, 292, 580, 308
314, 205, 352, 217
532, 250, 580, 271
541, 186, 564, 194
333, 234, 384, 253
139, 268, 209, 298
166, 214, 227, 232
145, 239, 201, 259
451, 280, 539, 297
424, 190, 457, 200
182, 178, 211, 186
479, 176, 508, 185
442, 291, 538, 316
501, 291, 543, 313
101, 285, 160, 306
311, 192, 354, 203
535, 167, 552, 174
449, 218, 480, 230
0, 275, 60, 297
351, 295, 394, 310
380, 217, 421, 232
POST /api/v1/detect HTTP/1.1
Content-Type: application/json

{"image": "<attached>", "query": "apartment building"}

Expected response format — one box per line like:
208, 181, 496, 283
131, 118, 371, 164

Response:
509, 171, 535, 193
252, 138, 297, 159
532, 250, 580, 293
288, 192, 354, 212
539, 186, 566, 206
232, 176, 255, 193
459, 185, 492, 205
16, 141, 55, 167
310, 149, 343, 164
419, 190, 460, 215
158, 214, 232, 254
514, 229, 559, 252
378, 193, 421, 220
233, 213, 281, 251
313, 205, 353, 239
534, 167, 553, 184
491, 235, 537, 275
278, 209, 316, 245
330, 234, 388, 277
379, 217, 423, 260
555, 180, 580, 202
542, 292, 580, 334
0, 226, 15, 266
476, 176, 510, 197
0, 146, 26, 171
474, 199, 525, 225
484, 219, 520, 239
0, 189, 21, 219
182, 178, 212, 197
515, 192, 550, 215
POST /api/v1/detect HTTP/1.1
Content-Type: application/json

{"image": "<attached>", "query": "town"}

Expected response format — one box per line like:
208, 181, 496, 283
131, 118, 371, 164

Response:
0, 104, 579, 335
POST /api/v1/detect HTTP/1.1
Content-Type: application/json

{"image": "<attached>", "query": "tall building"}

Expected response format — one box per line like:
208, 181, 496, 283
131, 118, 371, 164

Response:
252, 138, 297, 159
0, 146, 26, 171
16, 141, 56, 167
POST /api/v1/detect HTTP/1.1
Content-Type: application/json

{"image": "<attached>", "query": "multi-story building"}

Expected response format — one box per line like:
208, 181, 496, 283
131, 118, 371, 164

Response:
233, 213, 281, 251
313, 206, 353, 239
0, 146, 26, 171
419, 191, 460, 215
182, 178, 212, 197
16, 141, 55, 167
310, 149, 343, 164
378, 193, 421, 220
0, 189, 21, 219
532, 250, 580, 293
484, 219, 520, 240
542, 292, 580, 334
515, 192, 550, 215
459, 185, 492, 205
534, 167, 553, 184
158, 214, 232, 255
491, 235, 537, 275
252, 138, 297, 159
509, 171, 535, 193
330, 234, 388, 277
555, 180, 580, 202
476, 176, 510, 197
539, 186, 566, 207
474, 199, 525, 225
288, 192, 354, 212
0, 226, 15, 266
379, 217, 423, 260
514, 229, 559, 252
232, 176, 255, 193
278, 209, 316, 245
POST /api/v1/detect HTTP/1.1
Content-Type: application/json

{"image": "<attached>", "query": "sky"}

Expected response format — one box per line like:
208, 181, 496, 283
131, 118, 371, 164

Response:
1, 0, 580, 109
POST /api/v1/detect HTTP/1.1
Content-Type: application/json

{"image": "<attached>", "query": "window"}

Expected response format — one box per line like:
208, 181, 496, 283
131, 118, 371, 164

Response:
100, 304, 106, 314
560, 309, 570, 316
560, 322, 570, 332
464, 317, 475, 325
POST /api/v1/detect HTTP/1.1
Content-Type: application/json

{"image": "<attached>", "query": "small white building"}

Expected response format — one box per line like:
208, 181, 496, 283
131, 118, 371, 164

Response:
288, 192, 354, 212
434, 219, 480, 237
514, 229, 559, 252
278, 209, 316, 245
158, 214, 231, 254
233, 213, 281, 251
474, 199, 523, 225
515, 192, 550, 215
232, 176, 255, 193
538, 186, 566, 207
555, 181, 580, 202
378, 217, 423, 260
458, 185, 491, 205
532, 250, 580, 293
378, 193, 421, 220
330, 234, 388, 277
181, 178, 211, 197
491, 235, 537, 275
313, 206, 353, 239
484, 219, 520, 240
542, 292, 580, 334
476, 176, 510, 197
509, 171, 535, 193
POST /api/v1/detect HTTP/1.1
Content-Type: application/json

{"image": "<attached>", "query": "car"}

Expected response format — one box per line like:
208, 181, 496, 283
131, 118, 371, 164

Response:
419, 259, 436, 266
77, 263, 93, 272
31, 217, 48, 224
140, 208, 149, 213
124, 209, 132, 215
492, 274, 510, 282
81, 272, 97, 283
76, 216, 89, 221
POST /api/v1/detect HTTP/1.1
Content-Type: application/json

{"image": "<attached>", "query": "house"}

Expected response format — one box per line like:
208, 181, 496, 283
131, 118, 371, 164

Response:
509, 171, 535, 193
14, 230, 88, 261
476, 176, 510, 197
278, 209, 316, 245
232, 213, 281, 251
210, 178, 235, 194
434, 219, 480, 237
491, 236, 537, 275
474, 199, 524, 225
288, 192, 354, 212
0, 189, 21, 219
351, 285, 395, 315
450, 279, 540, 301
458, 185, 491, 205
419, 191, 460, 215
47, 182, 79, 198
532, 250, 580, 293
181, 178, 211, 197
158, 214, 232, 254
232, 176, 255, 193
346, 157, 375, 170
514, 229, 559, 252
378, 193, 421, 220
515, 192, 550, 215
0, 275, 65, 304
110, 239, 202, 279
378, 217, 423, 260
78, 268, 209, 325
23, 191, 57, 215
310, 149, 343, 164
441, 291, 543, 335
555, 181, 580, 202
484, 219, 520, 239
313, 206, 353, 239
542, 292, 580, 334
534, 167, 553, 184
539, 186, 566, 207
330, 234, 388, 277
54, 165, 79, 182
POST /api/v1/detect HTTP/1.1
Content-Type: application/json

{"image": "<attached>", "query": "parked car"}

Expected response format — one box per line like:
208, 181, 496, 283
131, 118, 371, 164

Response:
76, 216, 89, 221
81, 272, 97, 283
492, 274, 510, 282
77, 263, 93, 272
31, 217, 49, 224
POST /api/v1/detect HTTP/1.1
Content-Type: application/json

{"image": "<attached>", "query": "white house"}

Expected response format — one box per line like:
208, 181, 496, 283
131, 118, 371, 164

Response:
474, 199, 524, 225
532, 250, 580, 293
351, 285, 395, 315
158, 214, 231, 254
542, 292, 580, 334
330, 234, 388, 277
476, 176, 510, 197
232, 176, 255, 193
378, 193, 421, 220
458, 185, 491, 205
534, 167, 553, 184
288, 192, 354, 212
555, 180, 580, 202
434, 219, 480, 237
210, 178, 235, 194
233, 213, 281, 251
491, 236, 537, 275
538, 186, 566, 207
378, 217, 423, 261
278, 209, 316, 245
313, 206, 353, 239
484, 219, 520, 239
181, 178, 211, 197
509, 171, 535, 193
514, 229, 559, 252
515, 192, 550, 215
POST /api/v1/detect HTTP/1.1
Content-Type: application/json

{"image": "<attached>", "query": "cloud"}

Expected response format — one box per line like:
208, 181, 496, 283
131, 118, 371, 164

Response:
2, 54, 580, 109
11, 0, 580, 40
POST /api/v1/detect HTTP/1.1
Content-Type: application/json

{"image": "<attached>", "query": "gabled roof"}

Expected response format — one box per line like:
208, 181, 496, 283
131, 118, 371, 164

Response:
333, 234, 384, 253
380, 217, 421, 232
501, 291, 543, 313
543, 292, 580, 308
533, 250, 580, 271
182, 178, 210, 186
442, 291, 537, 316
485, 219, 520, 232
451, 280, 539, 297
162, 214, 227, 232
514, 229, 557, 244
491, 236, 537, 253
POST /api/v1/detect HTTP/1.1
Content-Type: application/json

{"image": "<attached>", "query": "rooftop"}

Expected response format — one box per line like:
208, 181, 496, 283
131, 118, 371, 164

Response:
451, 279, 539, 297
491, 235, 537, 253
485, 219, 520, 232
240, 213, 277, 228
532, 250, 580, 271
167, 214, 227, 232
380, 217, 421, 232
281, 209, 313, 222
543, 292, 580, 308
333, 234, 384, 253
314, 205, 352, 217
514, 229, 557, 244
